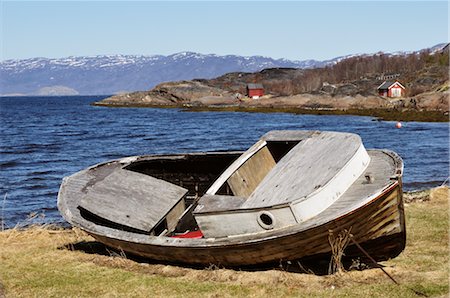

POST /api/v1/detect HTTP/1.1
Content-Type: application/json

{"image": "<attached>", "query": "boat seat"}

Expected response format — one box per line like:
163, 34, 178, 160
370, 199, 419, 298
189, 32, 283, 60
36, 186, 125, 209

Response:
194, 194, 247, 214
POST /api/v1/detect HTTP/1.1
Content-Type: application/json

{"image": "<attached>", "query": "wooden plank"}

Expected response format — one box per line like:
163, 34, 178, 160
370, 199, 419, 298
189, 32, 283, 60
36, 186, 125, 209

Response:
166, 199, 186, 233
206, 140, 267, 195
227, 146, 276, 197
262, 130, 316, 142
289, 150, 397, 228
194, 195, 247, 214
80, 168, 187, 232
243, 131, 363, 208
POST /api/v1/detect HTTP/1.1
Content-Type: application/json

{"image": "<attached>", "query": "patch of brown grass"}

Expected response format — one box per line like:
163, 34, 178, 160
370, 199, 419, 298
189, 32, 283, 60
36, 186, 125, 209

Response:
0, 187, 448, 297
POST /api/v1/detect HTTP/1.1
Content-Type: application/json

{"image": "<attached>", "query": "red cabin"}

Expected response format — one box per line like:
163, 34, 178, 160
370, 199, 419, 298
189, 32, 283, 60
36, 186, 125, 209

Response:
247, 83, 264, 99
377, 81, 405, 98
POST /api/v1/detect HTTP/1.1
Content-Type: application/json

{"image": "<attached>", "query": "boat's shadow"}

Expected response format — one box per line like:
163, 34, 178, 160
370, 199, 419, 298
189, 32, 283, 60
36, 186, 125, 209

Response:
61, 240, 379, 276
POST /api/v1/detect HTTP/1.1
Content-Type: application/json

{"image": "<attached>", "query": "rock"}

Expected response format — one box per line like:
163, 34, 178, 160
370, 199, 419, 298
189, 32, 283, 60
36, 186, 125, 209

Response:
335, 84, 359, 96
320, 83, 336, 94
415, 77, 440, 85
403, 189, 430, 203
403, 186, 449, 203
414, 91, 450, 111
153, 81, 231, 102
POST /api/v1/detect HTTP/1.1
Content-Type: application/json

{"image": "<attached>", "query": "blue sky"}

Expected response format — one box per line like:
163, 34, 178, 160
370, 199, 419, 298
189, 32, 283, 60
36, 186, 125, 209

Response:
1, 1, 448, 61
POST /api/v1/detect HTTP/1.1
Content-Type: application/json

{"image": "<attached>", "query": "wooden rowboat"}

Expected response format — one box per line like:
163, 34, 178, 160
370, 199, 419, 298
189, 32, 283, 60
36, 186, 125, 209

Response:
58, 130, 405, 266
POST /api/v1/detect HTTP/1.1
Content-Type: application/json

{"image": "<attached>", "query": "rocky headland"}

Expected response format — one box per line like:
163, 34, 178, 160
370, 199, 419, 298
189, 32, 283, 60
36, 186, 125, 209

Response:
94, 80, 449, 122
94, 47, 450, 122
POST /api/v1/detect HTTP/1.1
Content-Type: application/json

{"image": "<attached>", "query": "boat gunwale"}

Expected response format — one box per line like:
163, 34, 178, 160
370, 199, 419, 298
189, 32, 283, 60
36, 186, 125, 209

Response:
86, 151, 245, 171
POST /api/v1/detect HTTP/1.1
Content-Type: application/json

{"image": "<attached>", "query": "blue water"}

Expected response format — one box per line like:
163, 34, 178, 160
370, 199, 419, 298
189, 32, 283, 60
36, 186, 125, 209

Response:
0, 96, 448, 228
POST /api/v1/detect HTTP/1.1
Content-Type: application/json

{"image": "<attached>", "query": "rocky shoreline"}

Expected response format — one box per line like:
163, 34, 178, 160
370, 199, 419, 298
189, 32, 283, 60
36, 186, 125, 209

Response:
93, 80, 449, 122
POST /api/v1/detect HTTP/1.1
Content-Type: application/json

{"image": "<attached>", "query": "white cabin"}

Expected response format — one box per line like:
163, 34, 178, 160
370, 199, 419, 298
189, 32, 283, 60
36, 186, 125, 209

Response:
193, 131, 370, 238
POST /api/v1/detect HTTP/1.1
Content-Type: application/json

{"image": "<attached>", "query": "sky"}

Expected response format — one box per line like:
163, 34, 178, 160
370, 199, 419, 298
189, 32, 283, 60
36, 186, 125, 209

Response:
1, 1, 448, 61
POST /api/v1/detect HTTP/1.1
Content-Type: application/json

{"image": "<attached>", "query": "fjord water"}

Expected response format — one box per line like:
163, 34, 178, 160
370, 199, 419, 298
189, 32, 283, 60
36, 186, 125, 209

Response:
0, 96, 448, 227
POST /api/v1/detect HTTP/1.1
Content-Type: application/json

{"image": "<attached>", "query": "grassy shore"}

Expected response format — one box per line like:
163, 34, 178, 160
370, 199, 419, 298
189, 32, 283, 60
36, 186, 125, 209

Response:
183, 106, 449, 122
92, 102, 449, 122
0, 187, 448, 297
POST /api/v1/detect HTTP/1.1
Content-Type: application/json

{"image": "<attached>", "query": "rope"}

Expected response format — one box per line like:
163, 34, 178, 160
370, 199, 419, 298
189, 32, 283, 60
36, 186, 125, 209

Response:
348, 234, 399, 285
349, 234, 428, 297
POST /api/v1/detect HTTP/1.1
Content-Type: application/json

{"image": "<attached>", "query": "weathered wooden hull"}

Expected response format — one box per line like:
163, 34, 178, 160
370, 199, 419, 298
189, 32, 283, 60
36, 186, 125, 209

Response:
86, 182, 405, 266
58, 131, 406, 267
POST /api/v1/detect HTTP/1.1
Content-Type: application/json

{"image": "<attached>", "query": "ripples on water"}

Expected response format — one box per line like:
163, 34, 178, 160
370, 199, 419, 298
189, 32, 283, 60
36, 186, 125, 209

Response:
0, 96, 448, 227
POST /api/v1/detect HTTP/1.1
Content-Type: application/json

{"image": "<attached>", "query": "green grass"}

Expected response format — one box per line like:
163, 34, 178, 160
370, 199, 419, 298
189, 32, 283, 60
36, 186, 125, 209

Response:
0, 187, 448, 297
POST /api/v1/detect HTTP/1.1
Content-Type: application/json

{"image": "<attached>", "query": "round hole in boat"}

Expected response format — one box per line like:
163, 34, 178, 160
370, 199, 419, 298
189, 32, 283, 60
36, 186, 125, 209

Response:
257, 211, 275, 230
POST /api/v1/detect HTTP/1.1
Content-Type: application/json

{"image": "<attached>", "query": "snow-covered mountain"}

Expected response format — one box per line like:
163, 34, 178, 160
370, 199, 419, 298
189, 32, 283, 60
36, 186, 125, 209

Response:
0, 53, 327, 96
1, 43, 447, 96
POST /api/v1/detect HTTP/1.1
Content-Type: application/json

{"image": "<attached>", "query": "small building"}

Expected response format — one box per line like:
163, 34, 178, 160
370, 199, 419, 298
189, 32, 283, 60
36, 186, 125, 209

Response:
377, 81, 406, 98
247, 83, 264, 99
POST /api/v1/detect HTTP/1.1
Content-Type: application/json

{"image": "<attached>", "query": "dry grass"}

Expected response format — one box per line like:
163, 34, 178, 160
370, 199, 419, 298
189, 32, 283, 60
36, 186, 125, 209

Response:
0, 187, 448, 297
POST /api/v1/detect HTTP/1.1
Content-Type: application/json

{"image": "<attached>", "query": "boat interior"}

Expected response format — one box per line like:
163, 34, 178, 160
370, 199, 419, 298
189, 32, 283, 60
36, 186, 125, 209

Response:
124, 153, 242, 204
122, 139, 302, 237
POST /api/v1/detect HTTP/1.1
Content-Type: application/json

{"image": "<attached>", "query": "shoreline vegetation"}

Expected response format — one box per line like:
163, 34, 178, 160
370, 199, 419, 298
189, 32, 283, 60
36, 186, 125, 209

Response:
92, 100, 449, 122
1, 187, 448, 297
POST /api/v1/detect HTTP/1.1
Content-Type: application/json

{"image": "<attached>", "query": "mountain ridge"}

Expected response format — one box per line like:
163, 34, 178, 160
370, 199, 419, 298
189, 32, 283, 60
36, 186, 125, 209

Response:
0, 53, 325, 96
1, 43, 447, 96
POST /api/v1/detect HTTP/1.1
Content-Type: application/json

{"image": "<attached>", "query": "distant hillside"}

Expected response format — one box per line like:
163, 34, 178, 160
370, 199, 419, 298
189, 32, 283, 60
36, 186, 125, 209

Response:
202, 43, 449, 98
0, 53, 328, 96
1, 44, 447, 96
